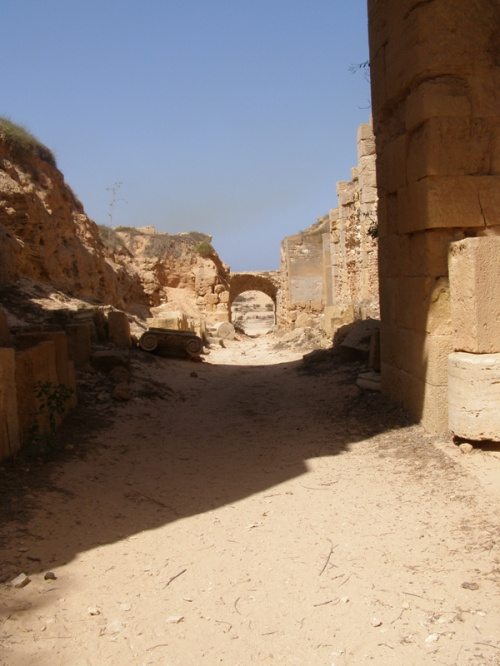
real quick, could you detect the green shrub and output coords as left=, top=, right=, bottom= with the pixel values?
left=195, top=241, right=215, bottom=257
left=27, top=382, right=74, bottom=456
left=0, top=116, right=57, bottom=168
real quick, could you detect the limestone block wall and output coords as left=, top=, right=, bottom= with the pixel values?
left=448, top=237, right=500, bottom=440
left=368, top=0, right=500, bottom=433
left=0, top=346, right=19, bottom=459
left=323, top=122, right=379, bottom=336
left=278, top=219, right=328, bottom=329
left=0, top=320, right=77, bottom=461
left=279, top=120, right=379, bottom=333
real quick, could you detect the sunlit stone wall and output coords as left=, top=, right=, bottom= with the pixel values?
left=368, top=0, right=500, bottom=433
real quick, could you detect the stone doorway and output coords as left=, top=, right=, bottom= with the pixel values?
left=231, top=290, right=275, bottom=336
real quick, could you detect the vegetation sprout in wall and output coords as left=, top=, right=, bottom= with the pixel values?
left=0, top=117, right=57, bottom=168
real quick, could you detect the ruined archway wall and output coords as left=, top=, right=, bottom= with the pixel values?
left=229, top=272, right=279, bottom=305
left=369, top=0, right=500, bottom=432
left=325, top=122, right=379, bottom=335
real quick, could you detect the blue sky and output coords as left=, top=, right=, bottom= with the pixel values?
left=2, top=1, right=370, bottom=271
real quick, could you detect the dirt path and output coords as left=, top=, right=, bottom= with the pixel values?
left=1, top=335, right=500, bottom=665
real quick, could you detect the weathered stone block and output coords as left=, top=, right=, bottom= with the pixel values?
left=206, top=293, right=219, bottom=305
left=0, top=348, right=20, bottom=460
left=91, top=350, right=130, bottom=373
left=147, top=312, right=188, bottom=331
left=107, top=311, right=131, bottom=348
left=381, top=135, right=406, bottom=194
left=357, top=123, right=375, bottom=142
left=66, top=324, right=92, bottom=369
left=448, top=352, right=500, bottom=440
left=407, top=117, right=495, bottom=182
left=0, top=311, right=11, bottom=347
left=380, top=323, right=452, bottom=386
left=449, top=236, right=500, bottom=353
left=381, top=362, right=448, bottom=434
left=378, top=235, right=410, bottom=278
left=398, top=177, right=483, bottom=234
left=469, top=69, right=500, bottom=119
left=358, top=159, right=377, bottom=189
left=405, top=84, right=471, bottom=133
left=397, top=276, right=452, bottom=335
left=15, top=341, right=60, bottom=444
left=212, top=311, right=230, bottom=323
left=338, top=184, right=356, bottom=206
left=15, top=331, right=72, bottom=388
left=360, top=185, right=378, bottom=205
left=405, top=229, right=465, bottom=278
left=376, top=192, right=399, bottom=238
left=378, top=278, right=398, bottom=326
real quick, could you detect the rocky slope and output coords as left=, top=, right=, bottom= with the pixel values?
left=0, top=124, right=230, bottom=328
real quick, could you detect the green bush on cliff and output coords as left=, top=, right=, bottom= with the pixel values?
left=0, top=116, right=57, bottom=168
left=195, top=241, right=215, bottom=257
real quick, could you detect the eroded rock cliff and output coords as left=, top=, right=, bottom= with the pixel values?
left=0, top=124, right=230, bottom=327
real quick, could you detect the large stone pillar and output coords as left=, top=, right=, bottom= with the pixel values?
left=368, top=0, right=500, bottom=433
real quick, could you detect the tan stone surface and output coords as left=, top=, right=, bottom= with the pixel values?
left=369, top=0, right=500, bottom=433
left=381, top=361, right=449, bottom=434
left=449, top=236, right=500, bottom=353
left=0, top=310, right=11, bottom=346
left=65, top=324, right=92, bottom=369
left=0, top=347, right=19, bottom=458
left=0, top=133, right=230, bottom=325
left=380, top=323, right=453, bottom=386
left=107, top=311, right=131, bottom=349
left=449, top=351, right=500, bottom=440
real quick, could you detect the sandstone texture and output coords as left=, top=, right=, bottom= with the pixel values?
left=369, top=0, right=500, bottom=433
left=0, top=131, right=230, bottom=328
left=278, top=121, right=379, bottom=337
left=449, top=351, right=500, bottom=440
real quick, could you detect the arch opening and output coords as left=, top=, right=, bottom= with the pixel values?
left=231, top=290, right=275, bottom=336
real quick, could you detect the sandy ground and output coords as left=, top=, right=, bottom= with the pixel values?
left=1, top=334, right=500, bottom=666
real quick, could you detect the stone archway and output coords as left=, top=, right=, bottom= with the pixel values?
left=229, top=272, right=280, bottom=327
left=229, top=271, right=280, bottom=306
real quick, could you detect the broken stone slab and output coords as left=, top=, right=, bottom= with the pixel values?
left=8, top=573, right=31, bottom=588
left=146, top=311, right=188, bottom=331
left=107, top=311, right=131, bottom=349
left=339, top=318, right=380, bottom=362
left=356, top=371, right=381, bottom=391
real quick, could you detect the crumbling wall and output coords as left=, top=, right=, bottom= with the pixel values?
left=278, top=120, right=379, bottom=333
left=368, top=0, right=500, bottom=433
left=0, top=306, right=137, bottom=461
left=324, top=122, right=379, bottom=336
left=278, top=217, right=328, bottom=329
left=0, top=315, right=78, bottom=461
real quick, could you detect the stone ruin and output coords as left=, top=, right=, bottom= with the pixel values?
left=2, top=0, right=500, bottom=457
left=278, top=121, right=379, bottom=337
left=369, top=0, right=500, bottom=436
left=0, top=307, right=135, bottom=461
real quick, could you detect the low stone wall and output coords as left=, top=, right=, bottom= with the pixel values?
left=0, top=326, right=77, bottom=461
